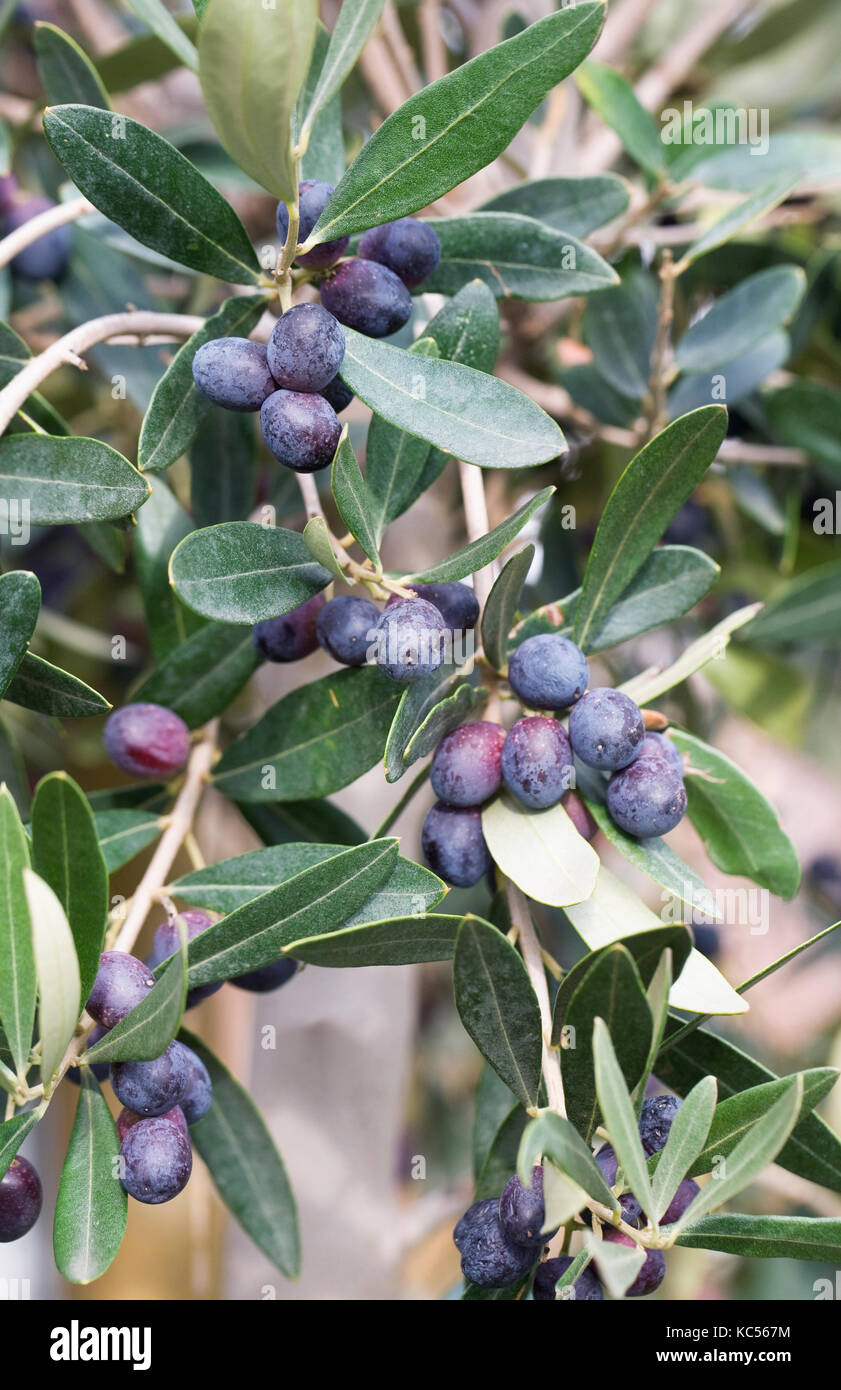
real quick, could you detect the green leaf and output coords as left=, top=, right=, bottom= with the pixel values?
left=135, top=478, right=204, bottom=663
left=296, top=22, right=344, bottom=187
left=677, top=175, right=799, bottom=269
left=383, top=662, right=464, bottom=783
left=744, top=560, right=841, bottom=644
left=34, top=21, right=111, bottom=108
left=682, top=1069, right=838, bottom=1182
left=552, top=926, right=692, bottom=1045
left=139, top=294, right=267, bottom=472
left=304, top=3, right=605, bottom=245
left=651, top=1076, right=717, bottom=1221
left=299, top=0, right=384, bottom=137
left=0, top=570, right=40, bottom=700
left=133, top=621, right=259, bottom=729
left=581, top=794, right=720, bottom=922
left=95, top=15, right=200, bottom=92
left=85, top=933, right=187, bottom=1064
left=0, top=716, right=29, bottom=816
left=43, top=105, right=262, bottom=283
left=517, top=1110, right=617, bottom=1211
left=302, top=515, right=345, bottom=581
left=31, top=773, right=107, bottom=1005
left=4, top=653, right=110, bottom=718
left=473, top=1063, right=518, bottom=1179
left=453, top=915, right=542, bottom=1109
left=656, top=1024, right=841, bottom=1194
left=403, top=682, right=487, bottom=767
left=198, top=0, right=317, bottom=201
left=474, top=1106, right=527, bottom=1201
left=285, top=914, right=464, bottom=968
left=573, top=407, right=728, bottom=649
left=365, top=337, right=440, bottom=540
left=341, top=329, right=564, bottom=469
left=575, top=60, right=667, bottom=177
left=620, top=602, right=761, bottom=706
left=584, top=1228, right=643, bottom=1299
left=125, top=0, right=199, bottom=71
left=52, top=1073, right=126, bottom=1285
left=671, top=730, right=801, bottom=898
left=172, top=841, right=443, bottom=920
left=482, top=546, right=534, bottom=672
left=24, top=867, right=81, bottom=1092
left=564, top=866, right=745, bottom=1017
left=675, top=1213, right=841, bottom=1262
left=0, top=1107, right=42, bottom=1182
left=0, top=787, right=34, bottom=1077
left=424, top=279, right=500, bottom=373
left=673, top=1077, right=802, bottom=1230
left=182, top=1029, right=299, bottom=1277
left=583, top=268, right=658, bottom=400
left=670, top=331, right=789, bottom=420
left=0, top=434, right=150, bottom=524
left=94, top=810, right=163, bottom=873
left=675, top=267, right=805, bottom=373
left=213, top=665, right=401, bottom=802
left=563, top=947, right=652, bottom=1141
left=765, top=380, right=841, bottom=473
left=331, top=429, right=379, bottom=564
left=406, top=487, right=554, bottom=583
left=422, top=213, right=618, bottom=300
left=592, top=1016, right=654, bottom=1218
left=512, top=546, right=720, bottom=656
left=169, top=521, right=332, bottom=625
left=237, top=797, right=365, bottom=849
left=190, top=410, right=257, bottom=528
left=184, top=840, right=398, bottom=987
left=479, top=174, right=629, bottom=239
left=482, top=794, right=599, bottom=908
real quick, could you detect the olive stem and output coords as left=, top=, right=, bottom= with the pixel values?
left=0, top=193, right=93, bottom=269
left=505, top=881, right=566, bottom=1117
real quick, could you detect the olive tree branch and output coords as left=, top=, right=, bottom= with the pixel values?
left=505, top=881, right=566, bottom=1118
left=0, top=194, right=94, bottom=270
left=0, top=310, right=206, bottom=435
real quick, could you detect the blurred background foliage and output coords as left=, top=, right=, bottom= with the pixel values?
left=1, top=0, right=840, bottom=1300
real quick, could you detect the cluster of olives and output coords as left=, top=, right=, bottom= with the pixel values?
left=192, top=179, right=441, bottom=474
left=454, top=1096, right=696, bottom=1297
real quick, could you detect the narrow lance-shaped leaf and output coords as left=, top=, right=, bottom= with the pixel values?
left=575, top=60, right=667, bottom=177
left=424, top=279, right=500, bottom=374
left=592, top=1017, right=655, bottom=1221
left=299, top=0, right=385, bottom=137
left=584, top=1229, right=644, bottom=1300
left=125, top=0, right=199, bottom=72
left=24, top=867, right=81, bottom=1093
left=169, top=521, right=332, bottom=626
left=453, top=915, right=542, bottom=1109
left=198, top=0, right=317, bottom=201
left=403, top=681, right=487, bottom=767
left=4, top=653, right=110, bottom=718
left=573, top=406, right=728, bottom=649
left=85, top=927, right=187, bottom=1064
left=651, top=1075, right=717, bottom=1221
left=31, top=773, right=108, bottom=1005
left=135, top=478, right=204, bottom=664
left=677, top=175, right=799, bottom=270
left=0, top=786, right=35, bottom=1077
left=331, top=429, right=379, bottom=565
left=517, top=1111, right=618, bottom=1212
left=182, top=1029, right=300, bottom=1277
left=133, top=621, right=259, bottom=730
left=341, top=328, right=564, bottom=469
left=0, top=1106, right=44, bottom=1182
left=285, top=914, right=466, bottom=969
left=671, top=729, right=801, bottom=899
left=675, top=1213, right=841, bottom=1263
left=673, top=1076, right=803, bottom=1230
left=422, top=213, right=618, bottom=300
left=0, top=570, right=40, bottom=700
left=680, top=1069, right=838, bottom=1181
left=212, top=665, right=402, bottom=803
left=52, top=1073, right=126, bottom=1285
left=295, top=22, right=344, bottom=187
left=43, top=105, right=262, bottom=284
left=482, top=546, right=534, bottom=672
left=552, top=928, right=692, bottom=1045
left=562, top=945, right=652, bottom=1141
left=479, top=174, right=630, bottom=240
left=34, top=21, right=111, bottom=108
left=383, top=662, right=464, bottom=783
left=675, top=266, right=805, bottom=373
left=582, top=269, right=658, bottom=401
left=365, top=337, right=440, bottom=540
left=304, top=3, right=605, bottom=244
left=406, top=488, right=554, bottom=585
left=744, top=559, right=841, bottom=645
left=581, top=794, right=720, bottom=922
left=482, top=794, right=599, bottom=909
left=0, top=434, right=150, bottom=525
left=139, top=294, right=267, bottom=472
left=619, top=602, right=761, bottom=705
